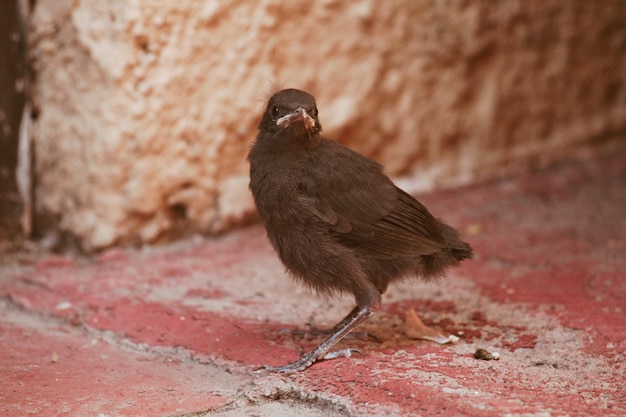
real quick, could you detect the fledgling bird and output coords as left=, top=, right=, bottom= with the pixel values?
left=248, top=88, right=472, bottom=373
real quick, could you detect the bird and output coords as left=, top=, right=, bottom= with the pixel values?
left=247, top=88, right=472, bottom=373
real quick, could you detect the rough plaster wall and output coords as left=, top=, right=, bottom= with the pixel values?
left=30, top=0, right=626, bottom=250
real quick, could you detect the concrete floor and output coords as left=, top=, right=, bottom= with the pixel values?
left=1, top=146, right=625, bottom=416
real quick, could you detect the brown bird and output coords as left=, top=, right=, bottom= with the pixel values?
left=248, top=88, right=472, bottom=373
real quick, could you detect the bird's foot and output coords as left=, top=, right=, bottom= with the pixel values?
left=260, top=347, right=361, bottom=374
left=257, top=304, right=374, bottom=373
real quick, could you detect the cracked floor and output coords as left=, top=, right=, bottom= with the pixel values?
left=1, top=146, right=625, bottom=416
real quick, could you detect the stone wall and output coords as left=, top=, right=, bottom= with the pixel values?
left=29, top=0, right=626, bottom=250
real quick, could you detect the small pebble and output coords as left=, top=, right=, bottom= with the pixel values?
left=474, top=348, right=500, bottom=361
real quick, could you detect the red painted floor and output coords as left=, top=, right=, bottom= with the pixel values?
left=1, top=147, right=625, bottom=416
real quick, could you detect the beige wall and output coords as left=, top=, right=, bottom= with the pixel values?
left=30, top=0, right=626, bottom=250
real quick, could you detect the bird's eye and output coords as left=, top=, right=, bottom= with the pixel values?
left=271, top=106, right=280, bottom=117
left=311, top=107, right=318, bottom=117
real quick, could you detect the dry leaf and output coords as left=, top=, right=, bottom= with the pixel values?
left=404, top=308, right=459, bottom=344
left=465, top=223, right=482, bottom=236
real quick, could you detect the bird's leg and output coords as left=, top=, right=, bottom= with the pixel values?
left=325, top=306, right=381, bottom=342
left=263, top=305, right=374, bottom=373
left=327, top=306, right=362, bottom=332
left=279, top=305, right=380, bottom=342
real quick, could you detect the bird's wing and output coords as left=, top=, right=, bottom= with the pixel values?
left=300, top=142, right=445, bottom=259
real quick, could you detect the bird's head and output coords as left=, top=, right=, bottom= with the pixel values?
left=259, top=89, right=322, bottom=137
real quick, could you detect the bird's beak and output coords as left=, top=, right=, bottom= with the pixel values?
left=276, top=107, right=316, bottom=130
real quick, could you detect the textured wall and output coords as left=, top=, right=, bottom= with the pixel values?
left=29, top=0, right=626, bottom=250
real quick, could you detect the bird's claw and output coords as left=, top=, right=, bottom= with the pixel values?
left=262, top=351, right=318, bottom=374
left=259, top=347, right=362, bottom=374
left=322, top=348, right=361, bottom=360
